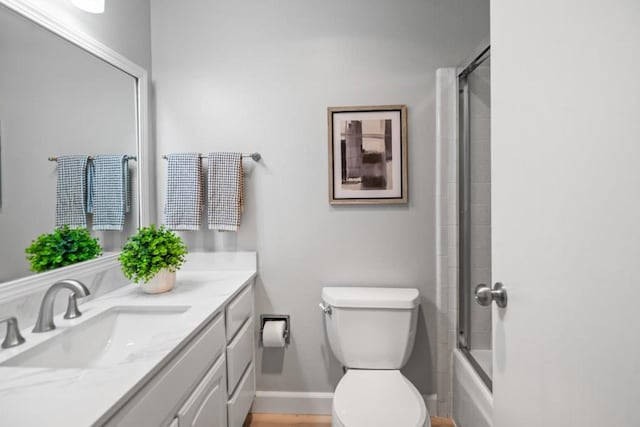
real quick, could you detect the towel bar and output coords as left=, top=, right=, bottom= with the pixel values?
left=48, top=155, right=137, bottom=161
left=162, top=153, right=261, bottom=162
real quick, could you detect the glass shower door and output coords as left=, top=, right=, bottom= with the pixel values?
left=458, top=47, right=492, bottom=389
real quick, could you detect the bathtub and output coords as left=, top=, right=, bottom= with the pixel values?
left=453, top=349, right=492, bottom=427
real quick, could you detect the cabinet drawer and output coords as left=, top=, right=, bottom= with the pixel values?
left=226, top=284, right=252, bottom=342
left=105, top=313, right=226, bottom=427
left=178, top=354, right=227, bottom=427
left=226, top=319, right=253, bottom=394
left=227, top=362, right=255, bottom=427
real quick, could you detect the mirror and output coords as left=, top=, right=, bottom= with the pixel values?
left=0, top=2, right=148, bottom=284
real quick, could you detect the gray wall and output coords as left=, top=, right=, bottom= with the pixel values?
left=150, top=0, right=489, bottom=395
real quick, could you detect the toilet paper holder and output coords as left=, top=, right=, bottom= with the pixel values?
left=260, top=314, right=290, bottom=346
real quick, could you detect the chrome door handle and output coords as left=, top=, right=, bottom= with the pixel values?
left=475, top=282, right=508, bottom=308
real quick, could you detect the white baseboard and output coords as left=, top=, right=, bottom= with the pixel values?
left=252, top=391, right=334, bottom=415
left=251, top=391, right=438, bottom=418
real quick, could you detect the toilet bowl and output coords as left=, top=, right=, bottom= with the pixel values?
left=321, top=287, right=429, bottom=427
left=332, top=370, right=430, bottom=427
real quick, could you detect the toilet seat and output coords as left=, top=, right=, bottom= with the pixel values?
left=333, top=369, right=430, bottom=427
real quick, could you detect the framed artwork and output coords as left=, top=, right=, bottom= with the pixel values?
left=327, top=105, right=407, bottom=205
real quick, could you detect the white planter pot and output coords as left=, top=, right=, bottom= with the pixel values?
left=140, top=269, right=176, bottom=294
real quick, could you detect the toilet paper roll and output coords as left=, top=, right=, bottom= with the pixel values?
left=262, top=320, right=286, bottom=348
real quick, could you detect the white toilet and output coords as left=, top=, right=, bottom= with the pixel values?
left=321, top=287, right=430, bottom=427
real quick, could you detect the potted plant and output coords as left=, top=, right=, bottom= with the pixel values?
left=25, top=225, right=102, bottom=273
left=119, top=225, right=188, bottom=294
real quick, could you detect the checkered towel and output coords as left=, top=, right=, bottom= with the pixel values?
left=55, top=155, right=89, bottom=228
left=87, top=155, right=130, bottom=231
left=207, top=152, right=243, bottom=231
left=164, top=153, right=203, bottom=230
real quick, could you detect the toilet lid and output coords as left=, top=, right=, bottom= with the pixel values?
left=334, top=370, right=428, bottom=427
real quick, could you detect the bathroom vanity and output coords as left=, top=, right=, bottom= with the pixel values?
left=0, top=254, right=257, bottom=427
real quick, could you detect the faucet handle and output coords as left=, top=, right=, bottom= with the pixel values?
left=64, top=294, right=82, bottom=320
left=0, top=317, right=25, bottom=349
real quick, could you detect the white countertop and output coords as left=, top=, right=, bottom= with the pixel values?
left=0, top=267, right=256, bottom=426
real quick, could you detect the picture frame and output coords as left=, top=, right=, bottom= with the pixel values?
left=327, top=105, right=408, bottom=205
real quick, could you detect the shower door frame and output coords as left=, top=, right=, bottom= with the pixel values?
left=457, top=45, right=492, bottom=391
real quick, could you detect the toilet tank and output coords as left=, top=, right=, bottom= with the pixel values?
left=321, top=287, right=420, bottom=369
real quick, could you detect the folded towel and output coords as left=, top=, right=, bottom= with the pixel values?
left=87, top=155, right=130, bottom=231
left=55, top=155, right=89, bottom=228
left=164, top=153, right=203, bottom=230
left=207, top=152, right=243, bottom=231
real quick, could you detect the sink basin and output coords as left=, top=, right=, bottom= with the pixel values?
left=2, top=306, right=189, bottom=369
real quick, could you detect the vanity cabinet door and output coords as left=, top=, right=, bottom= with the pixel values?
left=226, top=285, right=253, bottom=342
left=104, top=313, right=226, bottom=427
left=178, top=354, right=227, bottom=427
left=226, top=319, right=253, bottom=395
left=227, top=362, right=255, bottom=427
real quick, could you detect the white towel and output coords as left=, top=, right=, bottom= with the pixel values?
left=87, top=155, right=130, bottom=231
left=55, top=155, right=89, bottom=228
left=207, top=152, right=243, bottom=231
left=164, top=153, right=203, bottom=230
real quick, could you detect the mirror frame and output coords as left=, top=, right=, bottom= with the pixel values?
left=0, top=0, right=150, bottom=295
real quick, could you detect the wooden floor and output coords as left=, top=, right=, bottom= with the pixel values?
left=244, top=413, right=454, bottom=427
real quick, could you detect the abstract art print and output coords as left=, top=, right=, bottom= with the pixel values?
left=328, top=105, right=407, bottom=204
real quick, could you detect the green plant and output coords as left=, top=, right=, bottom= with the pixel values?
left=119, top=225, right=188, bottom=284
left=25, top=225, right=102, bottom=273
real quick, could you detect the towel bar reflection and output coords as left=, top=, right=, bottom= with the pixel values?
left=48, top=155, right=137, bottom=161
left=162, top=153, right=261, bottom=162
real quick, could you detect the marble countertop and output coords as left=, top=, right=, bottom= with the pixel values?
left=0, top=266, right=256, bottom=426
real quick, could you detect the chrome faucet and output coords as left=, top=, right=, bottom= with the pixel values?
left=33, top=279, right=90, bottom=333
left=0, top=317, right=25, bottom=348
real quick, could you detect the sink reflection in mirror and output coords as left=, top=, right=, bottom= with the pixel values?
left=1, top=306, right=189, bottom=369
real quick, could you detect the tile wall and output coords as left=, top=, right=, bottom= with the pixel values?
left=435, top=68, right=458, bottom=417
left=467, top=62, right=492, bottom=351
